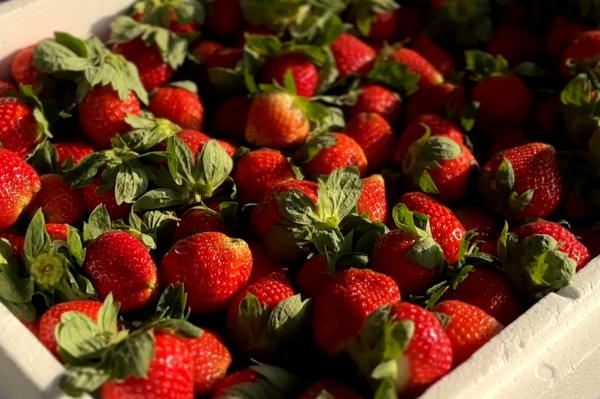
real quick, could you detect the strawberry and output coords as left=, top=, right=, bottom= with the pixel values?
left=192, top=40, right=223, bottom=63
left=296, top=255, right=334, bottom=299
left=204, top=47, right=243, bottom=70
left=453, top=205, right=500, bottom=251
left=412, top=35, right=455, bottom=78
left=405, top=83, right=466, bottom=123
left=261, top=53, right=318, bottom=98
left=180, top=329, right=232, bottom=395
left=546, top=15, right=589, bottom=59
left=0, top=80, right=16, bottom=96
left=297, top=133, right=368, bottom=177
left=432, top=300, right=503, bottom=366
left=389, top=47, right=444, bottom=88
left=0, top=232, right=25, bottom=256
left=248, top=242, right=285, bottom=284
left=348, top=302, right=452, bottom=398
left=298, top=379, right=363, bottom=399
left=345, top=113, right=396, bottom=172
left=27, top=174, right=85, bottom=225
left=312, top=268, right=401, bottom=355
left=357, top=174, right=389, bottom=224
left=162, top=232, right=252, bottom=315
left=20, top=317, right=39, bottom=336
left=487, top=126, right=531, bottom=157
left=53, top=141, right=95, bottom=166
left=38, top=300, right=103, bottom=358
left=561, top=30, right=600, bottom=77
left=212, top=368, right=260, bottom=398
left=330, top=33, right=376, bottom=79
left=534, top=94, right=561, bottom=138
left=574, top=227, right=600, bottom=259
left=486, top=25, right=542, bottom=66
left=398, top=192, right=466, bottom=265
left=234, top=149, right=296, bottom=204
left=441, top=267, right=523, bottom=326
left=395, top=115, right=477, bottom=204
left=0, top=148, right=41, bottom=230
left=558, top=191, right=597, bottom=222
left=11, top=44, right=45, bottom=90
left=345, top=83, right=402, bottom=125
left=365, top=11, right=399, bottom=43
left=156, top=129, right=237, bottom=157
left=173, top=207, right=230, bottom=243
left=205, top=0, right=244, bottom=37
left=149, top=85, right=204, bottom=131
left=82, top=176, right=131, bottom=221
left=479, top=142, right=562, bottom=221
left=85, top=229, right=159, bottom=312
left=396, top=5, right=427, bottom=42
left=210, top=95, right=251, bottom=141
left=46, top=223, right=69, bottom=241
left=132, top=0, right=204, bottom=34
left=212, top=364, right=301, bottom=398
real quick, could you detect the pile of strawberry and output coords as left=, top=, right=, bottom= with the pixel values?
left=2, top=0, right=600, bottom=397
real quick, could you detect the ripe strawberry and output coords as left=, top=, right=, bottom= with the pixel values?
left=405, top=83, right=466, bottom=123
left=412, top=35, right=454, bottom=78
left=486, top=25, right=542, bottom=66
left=300, top=133, right=368, bottom=177
left=261, top=53, right=318, bottom=98
left=20, top=317, right=39, bottom=336
left=212, top=368, right=261, bottom=398
left=205, top=0, right=244, bottom=37
left=345, top=113, right=396, bottom=172
left=46, top=223, right=69, bottom=241
left=180, top=329, right=232, bottom=395
left=82, top=176, right=131, bottom=221
left=0, top=148, right=41, bottom=230
left=162, top=232, right=252, bottom=315
left=156, top=130, right=237, bottom=157
left=79, top=85, right=141, bottom=149
left=11, top=44, right=44, bottom=89
left=0, top=80, right=16, bottom=96
left=312, top=268, right=401, bottom=355
left=112, top=38, right=174, bottom=91
left=398, top=192, right=466, bottom=265
left=0, top=232, right=25, bottom=256
left=344, top=83, right=401, bottom=125
left=471, top=74, right=532, bottom=126
left=574, top=227, right=600, bottom=259
left=390, top=47, right=444, bottom=88
left=173, top=208, right=229, bottom=243
left=479, top=142, right=562, bottom=221
left=330, top=33, right=376, bottom=79
left=27, top=174, right=86, bottom=225
left=38, top=300, right=103, bottom=358
left=432, top=300, right=503, bottom=367
left=0, top=96, right=44, bottom=158
left=192, top=40, right=223, bottom=62
left=396, top=5, right=427, bottom=41
left=296, top=255, right=334, bottom=299
left=487, top=126, right=531, bottom=157
left=204, top=47, right=243, bottom=70
left=101, top=333, right=194, bottom=399
left=210, top=95, right=251, bottom=141
left=248, top=242, right=285, bottom=284
left=561, top=30, right=600, bottom=77
left=357, top=174, right=389, bottom=224
left=234, top=149, right=296, bottom=204
left=85, top=230, right=159, bottom=312
left=53, top=141, right=95, bottom=166
left=149, top=86, right=204, bottom=131
left=453, top=206, right=500, bottom=251
left=298, top=379, right=362, bottom=399
left=547, top=15, right=590, bottom=59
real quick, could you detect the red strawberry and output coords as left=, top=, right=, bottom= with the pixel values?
left=53, top=141, right=95, bottom=166
left=357, top=174, right=389, bottom=224
left=11, top=44, right=44, bottom=89
left=298, top=379, right=363, bottom=399
left=204, top=47, right=243, bottom=70
left=453, top=206, right=500, bottom=251
left=192, top=40, right=223, bottom=63
left=296, top=255, right=334, bottom=299
left=112, top=38, right=174, bottom=91
left=20, top=317, right=39, bottom=336
left=366, top=10, right=399, bottom=43
left=412, top=35, right=455, bottom=78
left=79, top=85, right=141, bottom=149
left=486, top=25, right=542, bottom=66
left=390, top=47, right=444, bottom=88
left=405, top=83, right=466, bottom=123
left=234, top=149, right=296, bottom=204
left=46, top=223, right=69, bottom=241
left=312, top=268, right=401, bottom=355
left=27, top=174, right=86, bottom=225
left=432, top=300, right=503, bottom=366
left=149, top=86, right=204, bottom=131
left=547, top=15, right=590, bottom=59
left=301, top=133, right=368, bottom=177
left=261, top=53, right=318, bottom=98
left=101, top=333, right=194, bottom=399
left=205, top=0, right=244, bottom=37
left=479, top=142, right=562, bottom=221
left=0, top=148, right=41, bottom=230
left=212, top=368, right=260, bottom=398
left=156, top=130, right=236, bottom=157
left=0, top=232, right=25, bottom=256
left=395, top=114, right=465, bottom=157
left=0, top=96, right=44, bottom=158
left=173, top=208, right=230, bottom=243
left=345, top=83, right=401, bottom=125
left=0, top=80, right=16, bottom=96
left=330, top=33, right=376, bottom=79
left=345, top=113, right=396, bottom=172
left=561, top=30, right=600, bottom=77
left=471, top=74, right=532, bottom=126
left=574, top=227, right=600, bottom=259
left=38, top=300, right=103, bottom=358
left=162, top=232, right=252, bottom=315
left=398, top=192, right=466, bottom=265
left=534, top=94, right=561, bottom=138
left=396, top=5, right=427, bottom=42
left=558, top=191, right=596, bottom=222
left=248, top=242, right=285, bottom=284
left=210, top=95, right=251, bottom=141
left=134, top=8, right=200, bottom=34
left=82, top=176, right=131, bottom=221
left=85, top=230, right=159, bottom=312
left=180, top=329, right=232, bottom=396
left=487, top=126, right=531, bottom=157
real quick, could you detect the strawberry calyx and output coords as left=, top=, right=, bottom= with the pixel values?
left=426, top=0, right=492, bottom=46
left=132, top=0, right=205, bottom=31
left=293, top=133, right=338, bottom=166
left=0, top=238, right=37, bottom=323
left=289, top=2, right=344, bottom=46
left=464, top=50, right=544, bottom=81
left=219, top=363, right=302, bottom=398
left=120, top=112, right=181, bottom=152
left=241, top=0, right=305, bottom=33
left=349, top=0, right=399, bottom=38
left=367, top=50, right=420, bottom=96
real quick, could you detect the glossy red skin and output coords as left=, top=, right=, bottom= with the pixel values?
left=0, top=97, right=41, bottom=158
left=298, top=379, right=363, bottom=399
left=471, top=74, right=532, bottom=126
left=205, top=0, right=243, bottom=37
left=399, top=192, right=466, bottom=265
left=248, top=242, right=285, bottom=284
left=27, top=174, right=85, bottom=225
left=296, top=255, right=334, bottom=299
left=101, top=334, right=194, bottom=399
left=405, top=83, right=466, bottom=123
left=46, top=223, right=68, bottom=241
left=82, top=176, right=131, bottom=221
left=452, top=206, right=500, bottom=241
left=173, top=209, right=229, bottom=243
left=547, top=15, right=590, bottom=59
left=79, top=86, right=141, bottom=149
left=487, top=126, right=531, bottom=157
left=38, top=300, right=102, bottom=358
left=396, top=5, right=427, bottom=41
left=0, top=80, right=17, bottom=97
left=480, top=143, right=562, bottom=221
left=193, top=40, right=223, bottom=63
left=412, top=35, right=454, bottom=78
left=211, top=368, right=260, bottom=398
left=180, top=329, right=232, bottom=395
left=251, top=180, right=318, bottom=239
left=486, top=25, right=542, bottom=66
left=204, top=47, right=243, bottom=69
left=367, top=10, right=398, bottom=43
left=261, top=53, right=318, bottom=98
left=0, top=148, right=41, bottom=230
left=357, top=174, right=389, bottom=224
left=304, top=133, right=368, bottom=177
left=112, top=39, right=173, bottom=91
left=162, top=232, right=252, bottom=315
left=534, top=94, right=561, bottom=137
left=561, top=30, right=600, bottom=77
left=390, top=47, right=443, bottom=88
left=346, top=113, right=396, bottom=172
left=395, top=114, right=465, bottom=161
left=53, top=141, right=95, bottom=166
left=11, top=44, right=43, bottom=89
left=441, top=267, right=523, bottom=326
left=149, top=87, right=204, bottom=131
left=388, top=302, right=452, bottom=398
left=432, top=300, right=503, bottom=367
left=574, top=227, right=600, bottom=259
left=20, top=317, right=39, bottom=336
left=234, top=149, right=296, bottom=204
left=345, top=84, right=401, bottom=125
left=313, top=268, right=401, bottom=356
left=0, top=232, right=25, bottom=256
left=210, top=95, right=251, bottom=141
left=515, top=221, right=591, bottom=271
left=156, top=130, right=236, bottom=158
left=84, top=230, right=159, bottom=312
left=330, top=34, right=376, bottom=79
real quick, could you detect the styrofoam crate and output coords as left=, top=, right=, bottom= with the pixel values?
left=1, top=1, right=599, bottom=398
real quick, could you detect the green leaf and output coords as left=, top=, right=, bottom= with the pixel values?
left=406, top=236, right=446, bottom=269
left=251, top=362, right=302, bottom=395
left=562, top=74, right=593, bottom=106
left=155, top=284, right=188, bottom=320
left=133, top=188, right=185, bottom=212
left=60, top=366, right=109, bottom=397
left=293, top=133, right=337, bottom=164
left=66, top=227, right=85, bottom=266
left=56, top=312, right=105, bottom=361
left=168, top=80, right=198, bottom=93
left=0, top=270, right=34, bottom=304
left=133, top=0, right=205, bottom=27
left=27, top=140, right=58, bottom=175
left=464, top=50, right=509, bottom=79
left=194, top=140, right=234, bottom=198
left=234, top=292, right=271, bottom=345
left=507, top=189, right=534, bottom=215
left=62, top=152, right=109, bottom=188
left=512, top=62, right=545, bottom=77
left=267, top=294, right=311, bottom=341
left=276, top=190, right=319, bottom=225
left=371, top=359, right=397, bottom=380
left=460, top=101, right=480, bottom=132
left=97, top=294, right=120, bottom=335
left=373, top=377, right=398, bottom=399
left=110, top=331, right=155, bottom=380
left=24, top=209, right=48, bottom=258
left=167, top=135, right=194, bottom=185
left=121, top=114, right=180, bottom=153
left=317, top=167, right=364, bottom=225
left=83, top=205, right=112, bottom=242
left=367, top=60, right=420, bottom=96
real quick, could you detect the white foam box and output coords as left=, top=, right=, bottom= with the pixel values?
left=1, top=1, right=600, bottom=398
